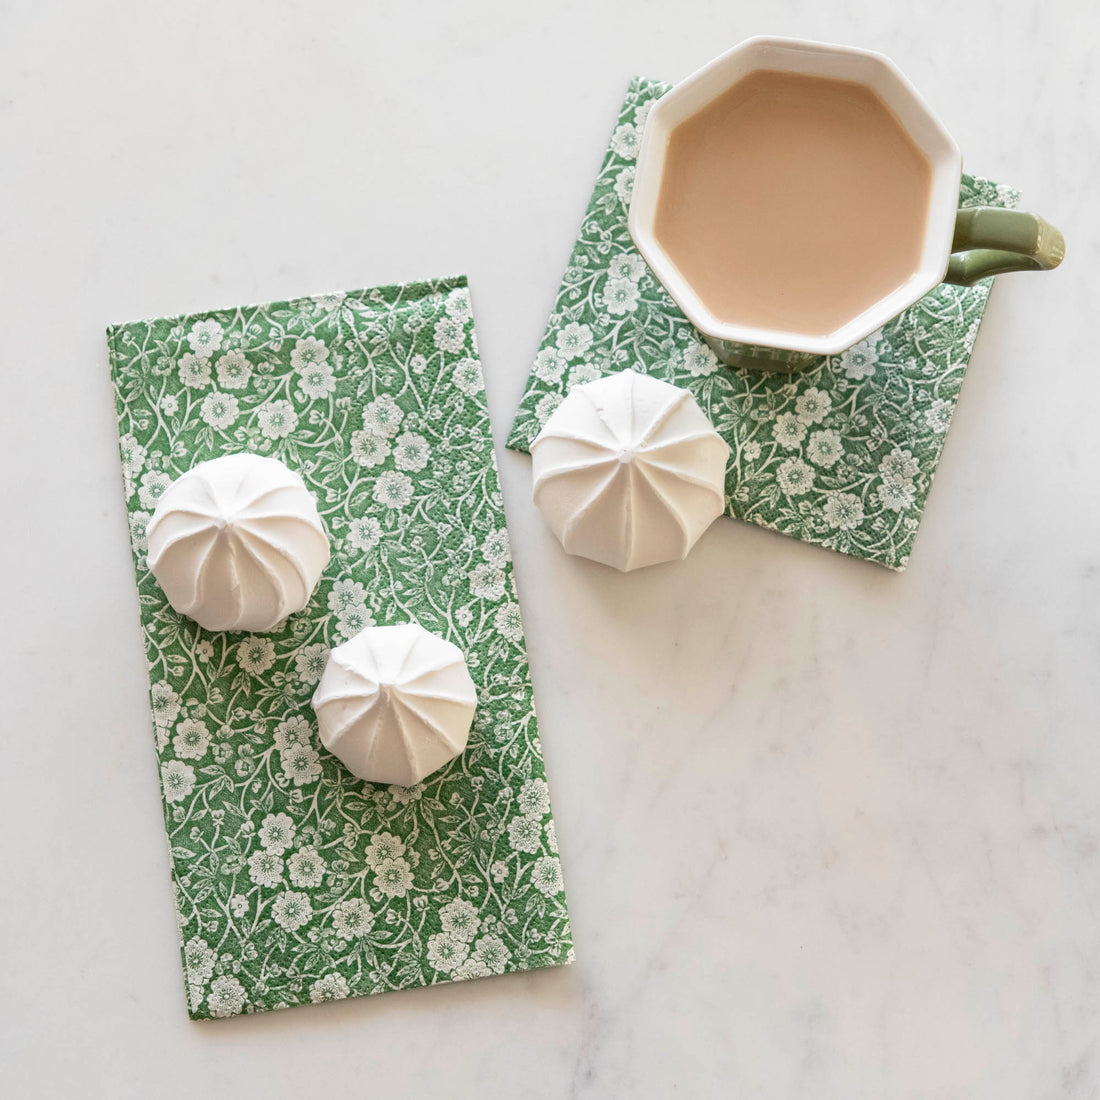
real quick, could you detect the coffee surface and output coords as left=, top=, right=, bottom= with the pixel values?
left=653, top=69, right=932, bottom=338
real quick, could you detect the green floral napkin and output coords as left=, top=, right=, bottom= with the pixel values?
left=508, top=78, right=1019, bottom=570
left=108, top=276, right=572, bottom=1019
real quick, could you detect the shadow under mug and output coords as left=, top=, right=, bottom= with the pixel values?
left=628, top=37, right=1066, bottom=373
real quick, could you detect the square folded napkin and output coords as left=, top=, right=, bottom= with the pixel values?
left=508, top=78, right=1019, bottom=570
left=108, top=276, right=572, bottom=1019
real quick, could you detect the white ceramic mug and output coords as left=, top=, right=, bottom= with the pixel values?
left=628, top=36, right=1065, bottom=372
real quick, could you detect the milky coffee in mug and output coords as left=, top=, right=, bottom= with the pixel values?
left=653, top=68, right=933, bottom=338
left=629, top=38, right=1065, bottom=372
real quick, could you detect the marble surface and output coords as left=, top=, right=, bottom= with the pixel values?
left=1, top=1, right=1097, bottom=1096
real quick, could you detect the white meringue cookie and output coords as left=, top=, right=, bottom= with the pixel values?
left=531, top=369, right=729, bottom=572
left=147, top=453, right=330, bottom=632
left=312, top=623, right=477, bottom=787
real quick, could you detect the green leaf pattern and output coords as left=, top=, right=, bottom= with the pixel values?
left=507, top=78, right=1019, bottom=570
left=108, top=276, right=572, bottom=1019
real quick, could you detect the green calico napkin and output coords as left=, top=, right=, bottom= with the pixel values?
left=108, top=276, right=572, bottom=1019
left=508, top=78, right=1020, bottom=570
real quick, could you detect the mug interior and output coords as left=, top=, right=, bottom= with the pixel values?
left=629, top=37, right=963, bottom=356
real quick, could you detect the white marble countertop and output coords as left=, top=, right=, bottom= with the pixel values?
left=2, top=1, right=1097, bottom=1096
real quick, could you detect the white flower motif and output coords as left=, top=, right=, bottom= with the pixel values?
left=533, top=347, right=566, bottom=384
left=247, top=849, right=284, bottom=888
left=259, top=812, right=296, bottom=853
left=567, top=363, right=601, bottom=391
left=743, top=440, right=762, bottom=462
left=517, top=778, right=551, bottom=817
left=682, top=341, right=718, bottom=377
left=161, top=759, right=196, bottom=803
left=601, top=276, right=641, bottom=315
left=364, top=832, right=406, bottom=870
left=555, top=322, right=594, bottom=361
left=535, top=392, right=562, bottom=425
left=453, top=956, right=491, bottom=981
left=309, top=973, right=350, bottom=1002
left=297, top=362, right=336, bottom=400
left=160, top=394, right=179, bottom=416
left=468, top=564, right=505, bottom=601
left=772, top=413, right=806, bottom=449
left=273, top=714, right=313, bottom=751
left=446, top=287, right=472, bottom=322
left=795, top=387, right=831, bottom=425
left=879, top=447, right=920, bottom=485
left=481, top=528, right=511, bottom=566
left=215, top=350, right=252, bottom=389
left=822, top=492, right=865, bottom=530
left=410, top=353, right=428, bottom=375
left=508, top=814, right=541, bottom=853
left=608, top=253, right=646, bottom=282
left=439, top=898, right=480, bottom=942
left=609, top=122, right=639, bottom=160
left=373, top=470, right=414, bottom=510
left=293, top=643, right=329, bottom=685
left=290, top=337, right=329, bottom=372
left=349, top=430, right=390, bottom=467
left=280, top=743, right=322, bottom=786
left=173, top=718, right=210, bottom=760
left=776, top=457, right=815, bottom=496
left=138, top=469, right=172, bottom=510
left=207, top=975, right=246, bottom=1018
left=453, top=357, right=484, bottom=396
left=494, top=601, right=523, bottom=642
left=237, top=636, right=276, bottom=676
left=287, top=845, right=326, bottom=888
left=150, top=680, right=181, bottom=728
left=335, top=605, right=374, bottom=640
left=312, top=290, right=346, bottom=312
left=530, top=855, right=564, bottom=897
left=271, top=890, right=313, bottom=931
left=187, top=319, right=224, bottom=359
left=613, top=166, right=636, bottom=205
left=331, top=896, right=373, bottom=938
left=806, top=429, right=843, bottom=468
left=200, top=390, right=240, bottom=431
left=362, top=394, right=403, bottom=439
left=924, top=398, right=952, bottom=434
left=257, top=399, right=298, bottom=439
left=472, top=934, right=511, bottom=975
left=374, top=856, right=414, bottom=897
left=876, top=479, right=916, bottom=512
left=129, top=510, right=150, bottom=553
left=388, top=782, right=423, bottom=804
left=545, top=819, right=558, bottom=854
left=426, top=931, right=469, bottom=973
left=392, top=431, right=430, bottom=472
left=346, top=515, right=383, bottom=553
left=184, top=936, right=215, bottom=986
left=841, top=339, right=881, bottom=380
left=178, top=353, right=211, bottom=388
left=433, top=315, right=467, bottom=354
left=119, top=433, right=146, bottom=479
left=329, top=578, right=367, bottom=615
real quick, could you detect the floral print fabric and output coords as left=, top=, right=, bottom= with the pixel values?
left=108, top=276, right=571, bottom=1019
left=507, top=78, right=1019, bottom=570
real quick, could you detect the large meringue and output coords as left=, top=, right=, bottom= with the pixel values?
left=147, top=453, right=330, bottom=632
left=531, top=369, right=729, bottom=572
left=312, top=623, right=477, bottom=787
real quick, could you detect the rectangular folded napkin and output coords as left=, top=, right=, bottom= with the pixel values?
left=108, top=276, right=572, bottom=1019
left=508, top=78, right=1019, bottom=570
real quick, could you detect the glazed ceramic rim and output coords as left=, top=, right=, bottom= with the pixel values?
left=628, top=36, right=964, bottom=357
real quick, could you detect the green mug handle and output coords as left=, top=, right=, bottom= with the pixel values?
left=944, top=206, right=1066, bottom=286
